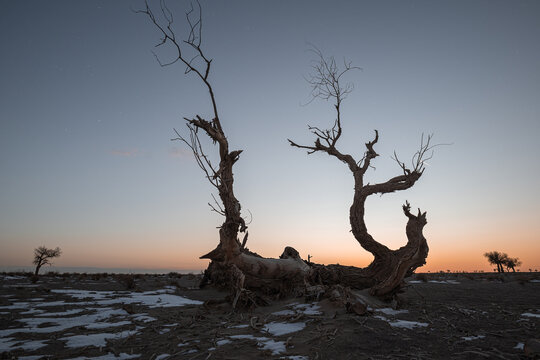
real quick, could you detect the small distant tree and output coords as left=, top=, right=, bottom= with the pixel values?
left=33, top=246, right=61, bottom=276
left=502, top=257, right=522, bottom=272
left=484, top=251, right=521, bottom=273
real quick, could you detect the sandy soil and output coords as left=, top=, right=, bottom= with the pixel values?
left=1, top=272, right=539, bottom=359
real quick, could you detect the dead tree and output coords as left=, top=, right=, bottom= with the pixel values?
left=289, top=49, right=434, bottom=297
left=33, top=246, right=61, bottom=276
left=139, top=1, right=309, bottom=301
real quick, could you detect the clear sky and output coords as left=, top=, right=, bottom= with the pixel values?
left=1, top=0, right=539, bottom=273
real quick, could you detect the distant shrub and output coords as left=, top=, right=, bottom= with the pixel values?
left=168, top=272, right=182, bottom=278
left=119, top=274, right=136, bottom=290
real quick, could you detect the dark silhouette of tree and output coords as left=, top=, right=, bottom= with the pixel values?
left=139, top=0, right=310, bottom=306
left=140, top=2, right=443, bottom=302
left=502, top=256, right=522, bottom=272
left=484, top=251, right=508, bottom=273
left=289, top=48, right=438, bottom=297
left=33, top=246, right=61, bottom=276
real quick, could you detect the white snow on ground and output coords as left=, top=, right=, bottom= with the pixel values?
left=0, top=338, right=48, bottom=352
left=155, top=354, right=170, bottom=360
left=216, top=339, right=232, bottom=346
left=428, top=280, right=460, bottom=284
left=0, top=307, right=129, bottom=336
left=229, top=334, right=286, bottom=355
left=67, top=352, right=140, bottom=360
left=86, top=321, right=133, bottom=329
left=262, top=322, right=306, bottom=336
left=407, top=280, right=423, bottom=284
left=283, top=356, right=309, bottom=360
left=0, top=302, right=33, bottom=309
left=1, top=275, right=26, bottom=280
left=292, top=303, right=322, bottom=315
left=131, top=314, right=157, bottom=322
left=61, top=330, right=137, bottom=348
left=388, top=319, right=429, bottom=329
left=52, top=289, right=117, bottom=300
left=272, top=309, right=296, bottom=316
left=374, top=315, right=428, bottom=329
left=19, top=356, right=49, bottom=360
left=514, top=342, right=524, bottom=350
left=521, top=312, right=540, bottom=318
left=20, top=308, right=46, bottom=315
left=530, top=280, right=540, bottom=283
left=462, top=335, right=485, bottom=341
left=229, top=324, right=249, bottom=328
left=51, top=289, right=203, bottom=307
left=376, top=308, right=409, bottom=315
left=272, top=302, right=321, bottom=316
left=36, top=309, right=84, bottom=317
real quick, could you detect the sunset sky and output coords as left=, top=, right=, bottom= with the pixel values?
left=1, top=0, right=539, bottom=273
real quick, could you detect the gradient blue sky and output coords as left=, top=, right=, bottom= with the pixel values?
left=1, top=0, right=539, bottom=272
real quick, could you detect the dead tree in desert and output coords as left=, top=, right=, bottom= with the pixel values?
left=33, top=246, right=61, bottom=276
left=139, top=1, right=310, bottom=304
left=289, top=49, right=434, bottom=297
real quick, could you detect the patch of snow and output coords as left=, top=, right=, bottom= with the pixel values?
left=229, top=335, right=286, bottom=355
left=216, top=339, right=231, bottom=346
left=36, top=309, right=84, bottom=317
left=230, top=334, right=258, bottom=340
left=178, top=342, right=189, bottom=347
left=155, top=355, right=170, bottom=360
left=374, top=315, right=428, bottom=329
left=229, top=324, right=249, bottom=328
left=376, top=308, right=409, bottom=315
left=262, top=322, right=306, bottom=336
left=259, top=338, right=287, bottom=355
left=462, top=335, right=485, bottom=341
left=0, top=302, right=32, bottom=310
left=0, top=307, right=129, bottom=335
left=428, top=280, right=460, bottom=284
left=123, top=292, right=203, bottom=307
left=86, top=321, right=132, bottom=329
left=292, top=303, right=321, bottom=315
left=20, top=308, right=46, bottom=315
left=389, top=319, right=429, bottom=329
left=407, top=280, right=423, bottom=284
left=283, top=356, right=309, bottom=360
left=52, top=289, right=117, bottom=300
left=19, top=356, right=49, bottom=360
left=61, top=330, right=137, bottom=348
left=514, top=342, right=524, bottom=350
left=67, top=352, right=140, bottom=360
left=530, top=280, right=540, bottom=283
left=521, top=312, right=540, bottom=318
left=131, top=314, right=157, bottom=322
left=272, top=309, right=296, bottom=316
left=1, top=275, right=26, bottom=280
left=50, top=289, right=202, bottom=308
left=0, top=338, right=47, bottom=352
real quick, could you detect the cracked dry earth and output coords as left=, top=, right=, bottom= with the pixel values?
left=1, top=273, right=539, bottom=359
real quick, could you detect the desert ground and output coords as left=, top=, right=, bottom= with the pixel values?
left=1, top=272, right=539, bottom=359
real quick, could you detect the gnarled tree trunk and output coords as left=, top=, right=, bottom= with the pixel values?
left=289, top=48, right=436, bottom=298
left=142, top=3, right=434, bottom=303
